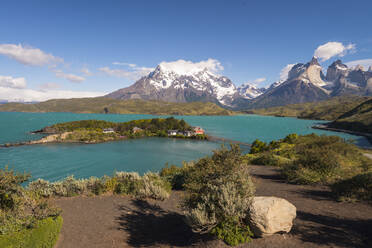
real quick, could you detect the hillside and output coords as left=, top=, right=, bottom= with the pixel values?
left=328, top=98, right=372, bottom=134
left=247, top=96, right=371, bottom=121
left=0, top=97, right=234, bottom=116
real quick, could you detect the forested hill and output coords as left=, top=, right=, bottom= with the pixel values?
left=0, top=98, right=234, bottom=116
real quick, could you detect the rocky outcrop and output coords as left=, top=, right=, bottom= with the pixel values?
left=326, top=60, right=348, bottom=82
left=29, top=132, right=72, bottom=144
left=248, top=196, right=296, bottom=237
left=247, top=57, right=330, bottom=109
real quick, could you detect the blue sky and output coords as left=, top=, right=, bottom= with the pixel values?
left=0, top=0, right=372, bottom=101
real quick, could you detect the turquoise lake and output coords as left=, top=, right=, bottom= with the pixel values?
left=0, top=112, right=370, bottom=182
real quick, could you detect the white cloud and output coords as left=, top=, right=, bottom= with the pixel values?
left=0, top=43, right=63, bottom=66
left=0, top=75, right=27, bottom=89
left=159, top=58, right=224, bottom=75
left=39, top=82, right=61, bottom=90
left=314, top=42, right=355, bottom=62
left=99, top=65, right=154, bottom=81
left=242, top=77, right=266, bottom=87
left=253, top=77, right=266, bottom=84
left=0, top=87, right=106, bottom=102
left=280, top=64, right=295, bottom=81
left=53, top=69, right=85, bottom=83
left=81, top=67, right=93, bottom=76
left=113, top=62, right=137, bottom=68
left=345, top=59, right=372, bottom=70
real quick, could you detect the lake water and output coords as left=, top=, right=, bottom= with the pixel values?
left=0, top=112, right=369, bottom=181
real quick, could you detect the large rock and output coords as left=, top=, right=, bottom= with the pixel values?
left=248, top=196, right=296, bottom=237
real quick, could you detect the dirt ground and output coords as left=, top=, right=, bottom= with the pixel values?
left=54, top=165, right=372, bottom=248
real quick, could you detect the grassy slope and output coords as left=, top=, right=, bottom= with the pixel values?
left=328, top=98, right=372, bottom=134
left=0, top=97, right=233, bottom=116
left=247, top=96, right=371, bottom=121
left=0, top=216, right=63, bottom=248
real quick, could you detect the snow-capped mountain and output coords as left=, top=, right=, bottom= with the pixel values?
left=330, top=60, right=372, bottom=96
left=237, top=83, right=266, bottom=99
left=106, top=58, right=372, bottom=110
left=247, top=57, right=332, bottom=109
left=247, top=57, right=372, bottom=109
left=106, top=63, right=241, bottom=106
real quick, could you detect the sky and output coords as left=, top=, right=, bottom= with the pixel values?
left=1, top=0, right=372, bottom=101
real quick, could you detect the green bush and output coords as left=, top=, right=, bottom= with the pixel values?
left=137, top=172, right=172, bottom=200
left=0, top=167, right=30, bottom=211
left=113, top=171, right=171, bottom=200
left=282, top=148, right=341, bottom=184
left=211, top=217, right=253, bottom=246
left=183, top=145, right=255, bottom=245
left=160, top=163, right=192, bottom=190
left=0, top=216, right=62, bottom=248
left=0, top=167, right=61, bottom=236
left=114, top=172, right=142, bottom=195
left=282, top=133, right=298, bottom=144
left=250, top=139, right=268, bottom=154
left=250, top=152, right=291, bottom=167
left=331, top=172, right=372, bottom=202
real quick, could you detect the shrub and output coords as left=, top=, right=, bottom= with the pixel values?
left=104, top=177, right=117, bottom=192
left=0, top=167, right=30, bottom=211
left=113, top=171, right=171, bottom=200
left=60, top=176, right=87, bottom=197
left=85, top=177, right=105, bottom=195
left=282, top=133, right=298, bottom=144
left=183, top=145, right=255, bottom=245
left=331, top=172, right=372, bottom=202
left=250, top=139, right=268, bottom=154
left=160, top=162, right=192, bottom=190
left=211, top=217, right=253, bottom=246
left=28, top=179, right=54, bottom=198
left=114, top=172, right=142, bottom=195
left=282, top=150, right=341, bottom=185
left=0, top=216, right=62, bottom=248
left=137, top=172, right=171, bottom=200
left=250, top=152, right=291, bottom=167
left=0, top=167, right=61, bottom=240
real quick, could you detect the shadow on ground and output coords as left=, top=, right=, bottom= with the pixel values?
left=116, top=199, right=214, bottom=247
left=294, top=211, right=372, bottom=248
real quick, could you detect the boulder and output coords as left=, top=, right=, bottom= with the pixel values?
left=248, top=196, right=296, bottom=237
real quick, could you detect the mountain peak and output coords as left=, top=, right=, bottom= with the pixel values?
left=309, top=56, right=320, bottom=66
left=353, top=64, right=365, bottom=71
left=237, top=82, right=265, bottom=99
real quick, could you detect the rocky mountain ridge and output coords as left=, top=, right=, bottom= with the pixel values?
left=106, top=58, right=372, bottom=109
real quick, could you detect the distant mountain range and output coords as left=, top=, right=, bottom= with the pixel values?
left=106, top=57, right=372, bottom=109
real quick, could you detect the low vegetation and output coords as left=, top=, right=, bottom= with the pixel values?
left=247, top=96, right=371, bottom=120
left=0, top=216, right=63, bottom=248
left=244, top=133, right=372, bottom=203
left=0, top=167, right=62, bottom=248
left=28, top=172, right=171, bottom=201
left=161, top=145, right=256, bottom=246
left=0, top=97, right=234, bottom=115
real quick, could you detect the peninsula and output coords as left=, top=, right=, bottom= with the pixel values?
left=1, top=117, right=207, bottom=147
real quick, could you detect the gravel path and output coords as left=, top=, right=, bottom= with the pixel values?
left=54, top=165, right=372, bottom=248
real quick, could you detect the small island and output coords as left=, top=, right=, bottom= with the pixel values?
left=1, top=117, right=207, bottom=147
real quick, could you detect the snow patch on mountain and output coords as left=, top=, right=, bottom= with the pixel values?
left=237, top=83, right=265, bottom=99
left=158, top=59, right=223, bottom=76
